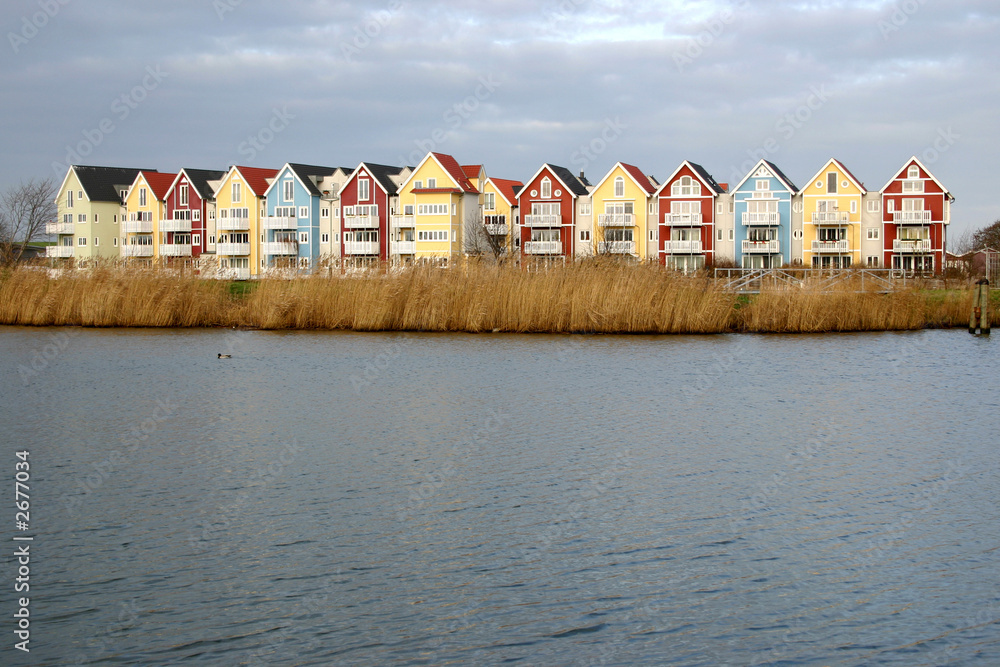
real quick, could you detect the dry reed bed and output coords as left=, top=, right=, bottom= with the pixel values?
left=0, top=263, right=993, bottom=334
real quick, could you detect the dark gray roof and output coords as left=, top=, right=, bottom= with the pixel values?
left=546, top=164, right=591, bottom=196
left=358, top=163, right=407, bottom=195
left=287, top=163, right=340, bottom=197
left=687, top=162, right=725, bottom=194
left=763, top=160, right=799, bottom=193
left=72, top=166, right=155, bottom=202
left=179, top=168, right=227, bottom=200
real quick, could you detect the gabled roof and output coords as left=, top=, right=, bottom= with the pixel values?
left=731, top=159, right=799, bottom=194
left=62, top=166, right=156, bottom=203
left=484, top=178, right=524, bottom=207
left=655, top=161, right=726, bottom=197
left=288, top=163, right=340, bottom=197
left=592, top=162, right=658, bottom=196
left=167, top=168, right=227, bottom=201
left=462, top=164, right=485, bottom=181
left=346, top=163, right=409, bottom=196
left=520, top=164, right=590, bottom=199
left=399, top=153, right=479, bottom=194
left=879, top=156, right=952, bottom=199
left=800, top=158, right=867, bottom=195
left=141, top=171, right=178, bottom=201
left=229, top=166, right=279, bottom=197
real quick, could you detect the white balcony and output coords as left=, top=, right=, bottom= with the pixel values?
left=524, top=215, right=562, bottom=227
left=523, top=240, right=562, bottom=255
left=217, top=217, right=250, bottom=231
left=391, top=215, right=415, bottom=228
left=219, top=267, right=251, bottom=281
left=893, top=211, right=933, bottom=224
left=485, top=223, right=509, bottom=235
left=598, top=241, right=636, bottom=254
left=598, top=214, right=635, bottom=227
left=663, top=240, right=703, bottom=254
left=344, top=214, right=380, bottom=229
left=159, top=243, right=192, bottom=257
left=161, top=219, right=193, bottom=233
left=121, top=245, right=154, bottom=258
left=742, top=240, right=780, bottom=254
left=742, top=212, right=780, bottom=226
left=893, top=239, right=931, bottom=253
left=811, top=211, right=850, bottom=224
left=123, top=220, right=153, bottom=233
left=344, top=241, right=380, bottom=255
left=664, top=213, right=702, bottom=226
left=811, top=240, right=850, bottom=253
left=262, top=216, right=296, bottom=230
left=217, top=243, right=251, bottom=256
left=46, top=245, right=75, bottom=258
left=46, top=221, right=75, bottom=235
left=391, top=240, right=416, bottom=254
left=262, top=242, right=298, bottom=256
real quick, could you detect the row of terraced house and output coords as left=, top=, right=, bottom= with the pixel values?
left=45, top=153, right=953, bottom=278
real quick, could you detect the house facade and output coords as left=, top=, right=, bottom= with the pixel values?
left=163, top=169, right=226, bottom=263
left=122, top=171, right=177, bottom=263
left=214, top=165, right=277, bottom=279
left=881, top=157, right=953, bottom=274
left=801, top=159, right=865, bottom=269
left=655, top=161, right=725, bottom=271
left=263, top=163, right=346, bottom=272
left=732, top=160, right=798, bottom=268
left=339, top=163, right=410, bottom=265
left=516, top=164, right=591, bottom=259
left=478, top=177, right=523, bottom=255
left=591, top=162, right=658, bottom=259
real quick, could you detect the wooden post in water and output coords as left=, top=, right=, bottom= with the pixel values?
left=970, top=279, right=990, bottom=335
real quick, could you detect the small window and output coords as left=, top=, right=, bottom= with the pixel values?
left=649, top=229, right=656, bottom=241
left=322, top=207, right=329, bottom=218
left=113, top=237, right=118, bottom=246
left=94, top=214, right=99, bottom=223
left=67, top=191, right=74, bottom=208
left=756, top=180, right=769, bottom=191
left=580, top=203, right=591, bottom=215
left=300, top=232, right=309, bottom=244
left=867, top=200, right=880, bottom=213
left=484, top=193, right=495, bottom=210
left=867, top=255, right=880, bottom=267
left=78, top=237, right=86, bottom=246
left=193, top=234, right=201, bottom=246
left=414, top=180, right=423, bottom=190
left=717, top=229, right=723, bottom=241
left=427, top=178, right=436, bottom=189
left=210, top=235, right=216, bottom=245
left=321, top=233, right=329, bottom=243
left=193, top=210, right=201, bottom=221
left=78, top=214, right=86, bottom=223
left=232, top=182, right=242, bottom=203
left=887, top=200, right=895, bottom=212
left=299, top=206, right=308, bottom=219
left=283, top=180, right=294, bottom=202
left=93, top=237, right=99, bottom=246
left=728, top=229, right=734, bottom=241
left=78, top=190, right=83, bottom=200
left=867, top=228, right=880, bottom=240
left=792, top=202, right=802, bottom=213
left=580, top=230, right=590, bottom=241
left=908, top=165, right=919, bottom=179
left=180, top=184, right=189, bottom=206
left=614, top=177, right=624, bottom=198
left=717, top=202, right=723, bottom=214
left=793, top=230, right=803, bottom=239
left=541, top=178, right=552, bottom=199
left=452, top=204, right=457, bottom=216
left=648, top=202, right=656, bottom=215
left=358, top=178, right=370, bottom=201
left=139, top=188, right=147, bottom=207
left=827, top=172, right=838, bottom=193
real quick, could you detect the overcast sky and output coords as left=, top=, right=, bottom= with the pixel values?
left=2, top=0, right=997, bottom=237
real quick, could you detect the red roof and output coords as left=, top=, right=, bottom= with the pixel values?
left=430, top=153, right=478, bottom=193
left=141, top=171, right=178, bottom=201
left=234, top=166, right=279, bottom=197
left=619, top=163, right=657, bottom=194
left=462, top=164, right=483, bottom=181
left=489, top=178, right=524, bottom=206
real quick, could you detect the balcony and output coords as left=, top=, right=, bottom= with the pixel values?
left=523, top=240, right=562, bottom=255
left=663, top=240, right=703, bottom=254
left=46, top=245, right=75, bottom=258
left=598, top=214, right=635, bottom=227
left=344, top=214, right=379, bottom=229
left=46, top=221, right=75, bottom=235
left=893, top=239, right=931, bottom=253
left=344, top=241, right=380, bottom=255
left=524, top=215, right=561, bottom=227
left=664, top=213, right=702, bottom=226
left=598, top=241, right=635, bottom=255
left=811, top=211, right=849, bottom=224
left=742, top=212, right=779, bottom=226
left=391, top=240, right=416, bottom=254
left=893, top=211, right=933, bottom=224
left=123, top=220, right=153, bottom=233
left=742, top=240, right=780, bottom=254
left=262, top=241, right=298, bottom=256
left=391, top=215, right=415, bottom=228
left=812, top=240, right=850, bottom=253
left=161, top=219, right=193, bottom=233
left=219, top=267, right=251, bottom=281
left=121, top=245, right=154, bottom=258
left=159, top=243, right=192, bottom=257
left=217, top=217, right=250, bottom=231
left=262, top=216, right=296, bottom=230
left=217, top=243, right=251, bottom=256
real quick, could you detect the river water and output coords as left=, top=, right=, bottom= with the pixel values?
left=1, top=326, right=998, bottom=666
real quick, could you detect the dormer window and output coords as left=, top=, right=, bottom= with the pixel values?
left=614, top=176, right=624, bottom=198
left=541, top=177, right=552, bottom=199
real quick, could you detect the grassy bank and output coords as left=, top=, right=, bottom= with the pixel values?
left=0, top=263, right=995, bottom=334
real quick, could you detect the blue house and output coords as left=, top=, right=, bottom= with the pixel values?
left=731, top=160, right=798, bottom=269
left=262, top=163, right=344, bottom=271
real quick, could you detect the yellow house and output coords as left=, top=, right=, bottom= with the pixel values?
left=123, top=171, right=176, bottom=263
left=802, top=158, right=866, bottom=269
left=212, top=166, right=278, bottom=278
left=591, top=162, right=659, bottom=259
left=479, top=177, right=523, bottom=255
left=392, top=152, right=481, bottom=264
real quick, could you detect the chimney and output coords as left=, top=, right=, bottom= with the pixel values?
left=579, top=171, right=585, bottom=179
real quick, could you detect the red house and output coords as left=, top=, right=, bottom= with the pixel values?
left=881, top=157, right=953, bottom=274
left=164, top=168, right=226, bottom=260
left=516, top=164, right=591, bottom=258
left=655, top=161, right=726, bottom=271
left=340, top=163, right=410, bottom=265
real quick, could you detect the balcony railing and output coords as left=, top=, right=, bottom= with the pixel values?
left=893, top=211, right=933, bottom=224
left=123, top=220, right=153, bottom=233
left=216, top=243, right=251, bottom=255
left=598, top=214, right=635, bottom=227
left=217, top=217, right=250, bottom=231
left=811, top=211, right=850, bottom=224
left=262, top=216, right=297, bottom=230
left=523, top=215, right=561, bottom=227
left=391, top=215, right=415, bottom=228
left=598, top=241, right=636, bottom=254
left=219, top=267, right=251, bottom=281
left=391, top=240, right=416, bottom=254
left=121, top=245, right=154, bottom=258
left=742, top=240, right=780, bottom=254
left=664, top=213, right=702, bottom=225
left=485, top=223, right=509, bottom=235
left=811, top=240, right=850, bottom=252
left=523, top=240, right=562, bottom=255
left=262, top=241, right=298, bottom=256
left=46, top=221, right=75, bottom=235
left=742, top=212, right=779, bottom=226
left=159, top=243, right=193, bottom=257
left=344, top=214, right=380, bottom=229
left=46, top=245, right=75, bottom=258
left=893, top=239, right=931, bottom=252
left=344, top=241, right=380, bottom=255
left=161, top=219, right=193, bottom=233
left=663, top=240, right=703, bottom=254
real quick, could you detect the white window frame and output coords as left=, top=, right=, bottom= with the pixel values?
left=866, top=200, right=880, bottom=213
left=867, top=228, right=880, bottom=240
left=232, top=182, right=242, bottom=203
left=358, top=178, right=370, bottom=202
left=541, top=178, right=552, bottom=199
left=180, top=184, right=189, bottom=206
left=614, top=177, right=625, bottom=198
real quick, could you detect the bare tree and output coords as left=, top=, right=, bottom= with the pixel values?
left=463, top=207, right=506, bottom=260
left=0, top=179, right=57, bottom=265
left=970, top=219, right=1000, bottom=252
